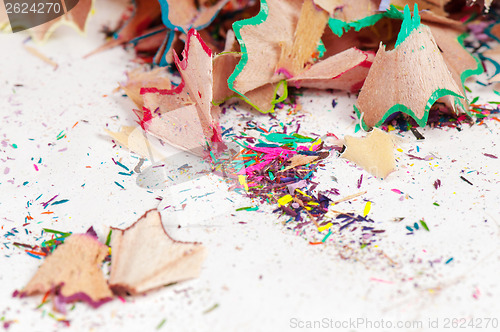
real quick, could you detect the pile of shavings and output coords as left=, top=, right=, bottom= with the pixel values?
left=107, top=0, right=500, bottom=173
left=372, top=4, right=500, bottom=132
left=85, top=0, right=255, bottom=62
left=210, top=121, right=387, bottom=247
left=380, top=103, right=475, bottom=133
left=383, top=102, right=500, bottom=133
left=6, top=0, right=498, bottom=132
left=11, top=228, right=72, bottom=260
left=223, top=129, right=331, bottom=225
left=469, top=103, right=500, bottom=123
left=14, top=210, right=206, bottom=315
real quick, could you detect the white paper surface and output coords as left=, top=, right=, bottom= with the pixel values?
left=1, top=1, right=500, bottom=331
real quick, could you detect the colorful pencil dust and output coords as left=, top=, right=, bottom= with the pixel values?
left=1, top=0, right=500, bottom=330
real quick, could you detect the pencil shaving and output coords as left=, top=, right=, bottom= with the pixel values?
left=21, top=234, right=112, bottom=309
left=341, top=128, right=396, bottom=179
left=109, top=210, right=206, bottom=295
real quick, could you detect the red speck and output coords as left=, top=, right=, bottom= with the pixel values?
left=473, top=287, right=480, bottom=299
left=140, top=108, right=153, bottom=130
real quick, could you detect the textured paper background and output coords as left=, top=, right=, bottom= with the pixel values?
left=1, top=0, right=500, bottom=331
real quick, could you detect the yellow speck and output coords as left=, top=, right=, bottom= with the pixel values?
left=238, top=175, right=249, bottom=191
left=363, top=201, right=372, bottom=217
left=278, top=194, right=293, bottom=206
left=309, top=138, right=322, bottom=151
left=318, top=223, right=333, bottom=232
left=296, top=189, right=312, bottom=198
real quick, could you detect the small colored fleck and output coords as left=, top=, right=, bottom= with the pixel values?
left=156, top=318, right=166, bottom=330
left=203, top=303, right=219, bottom=314
left=420, top=219, right=430, bottom=231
